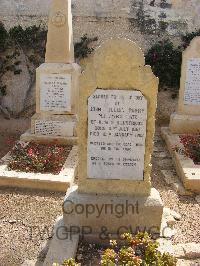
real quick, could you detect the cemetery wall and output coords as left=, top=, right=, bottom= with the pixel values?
left=0, top=0, right=200, bottom=50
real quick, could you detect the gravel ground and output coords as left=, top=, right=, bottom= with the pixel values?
left=0, top=187, right=64, bottom=266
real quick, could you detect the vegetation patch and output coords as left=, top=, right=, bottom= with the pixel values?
left=145, top=40, right=182, bottom=89
left=54, top=233, right=177, bottom=266
left=179, top=134, right=200, bottom=165
left=8, top=142, right=72, bottom=174
left=74, top=34, right=98, bottom=60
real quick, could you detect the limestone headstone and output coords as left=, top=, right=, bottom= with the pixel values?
left=78, top=39, right=159, bottom=196
left=170, top=37, right=200, bottom=133
left=63, top=39, right=163, bottom=242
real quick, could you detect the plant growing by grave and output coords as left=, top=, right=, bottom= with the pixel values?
left=74, top=34, right=98, bottom=60
left=57, top=233, right=177, bottom=266
left=145, top=39, right=182, bottom=90
left=101, top=232, right=177, bottom=266
left=177, top=134, right=200, bottom=165
left=9, top=25, right=47, bottom=67
left=8, top=142, right=72, bottom=174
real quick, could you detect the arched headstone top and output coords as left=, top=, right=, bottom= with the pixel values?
left=93, top=38, right=145, bottom=68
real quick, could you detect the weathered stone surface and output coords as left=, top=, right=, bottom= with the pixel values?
left=170, top=113, right=200, bottom=134
left=63, top=186, right=163, bottom=242
left=172, top=182, right=193, bottom=196
left=157, top=238, right=174, bottom=255
left=1, top=51, right=32, bottom=115
left=45, top=0, right=74, bottom=63
left=170, top=210, right=181, bottom=221
left=174, top=243, right=200, bottom=259
left=78, top=38, right=158, bottom=196
left=44, top=217, right=79, bottom=265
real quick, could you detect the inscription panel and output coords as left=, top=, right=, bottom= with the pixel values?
left=87, top=89, right=147, bottom=180
left=40, top=74, right=71, bottom=112
left=35, top=120, right=74, bottom=137
left=184, top=58, right=200, bottom=105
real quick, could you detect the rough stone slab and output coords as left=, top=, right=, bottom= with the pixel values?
left=157, top=238, right=174, bottom=255
left=0, top=145, right=78, bottom=192
left=63, top=186, right=163, bottom=243
left=170, top=113, right=200, bottom=134
left=171, top=181, right=194, bottom=196
left=20, top=129, right=78, bottom=146
left=161, top=127, right=200, bottom=193
left=44, top=217, right=79, bottom=265
left=174, top=243, right=200, bottom=259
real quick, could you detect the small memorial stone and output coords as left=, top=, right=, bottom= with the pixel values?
left=35, top=120, right=74, bottom=136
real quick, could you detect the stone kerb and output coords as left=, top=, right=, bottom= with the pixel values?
left=78, top=38, right=159, bottom=196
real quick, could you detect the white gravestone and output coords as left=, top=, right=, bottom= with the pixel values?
left=184, top=58, right=200, bottom=105
left=40, top=74, right=72, bottom=112
left=35, top=120, right=75, bottom=136
left=87, top=89, right=147, bottom=180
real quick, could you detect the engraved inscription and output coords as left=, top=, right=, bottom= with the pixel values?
left=35, top=120, right=74, bottom=137
left=40, top=74, right=71, bottom=112
left=184, top=58, right=200, bottom=105
left=87, top=89, right=147, bottom=180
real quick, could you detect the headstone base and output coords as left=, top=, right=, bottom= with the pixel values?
left=31, top=113, right=77, bottom=137
left=170, top=113, right=200, bottom=134
left=63, top=185, right=163, bottom=243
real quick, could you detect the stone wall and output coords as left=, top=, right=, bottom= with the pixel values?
left=0, top=0, right=200, bottom=51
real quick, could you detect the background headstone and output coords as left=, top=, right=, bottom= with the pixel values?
left=170, top=37, right=200, bottom=133
left=21, top=0, right=80, bottom=143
